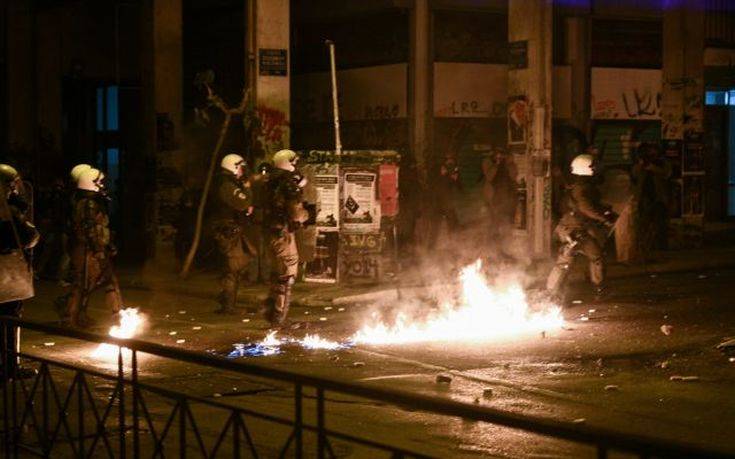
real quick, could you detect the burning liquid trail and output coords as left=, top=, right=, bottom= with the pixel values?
left=351, top=260, right=563, bottom=345
left=91, top=308, right=144, bottom=360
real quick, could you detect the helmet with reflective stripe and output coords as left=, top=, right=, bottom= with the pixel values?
left=70, top=164, right=93, bottom=183
left=0, top=164, right=19, bottom=184
left=570, top=154, right=594, bottom=176
left=221, top=154, right=246, bottom=177
left=272, top=149, right=297, bottom=171
left=77, top=168, right=106, bottom=192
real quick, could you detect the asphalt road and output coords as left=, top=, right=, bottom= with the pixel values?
left=14, top=267, right=735, bottom=458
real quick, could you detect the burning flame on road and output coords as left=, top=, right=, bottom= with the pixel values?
left=351, top=260, right=563, bottom=345
left=91, top=308, right=144, bottom=360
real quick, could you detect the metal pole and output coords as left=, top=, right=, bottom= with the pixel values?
left=316, top=388, right=325, bottom=459
left=132, top=350, right=139, bottom=458
left=2, top=323, right=9, bottom=458
left=179, top=399, right=187, bottom=459
left=325, top=40, right=342, bottom=157
left=78, top=373, right=85, bottom=457
left=294, top=384, right=303, bottom=458
left=118, top=347, right=125, bottom=458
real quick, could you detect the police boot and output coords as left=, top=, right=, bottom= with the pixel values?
left=546, top=263, right=570, bottom=305
left=214, top=291, right=237, bottom=315
left=270, top=279, right=293, bottom=328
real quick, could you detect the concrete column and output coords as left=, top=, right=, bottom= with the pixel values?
left=662, top=0, right=704, bottom=141
left=508, top=0, right=553, bottom=258
left=153, top=0, right=183, bottom=135
left=566, top=16, right=590, bottom=137
left=409, top=0, right=430, bottom=184
left=253, top=0, right=290, bottom=155
left=5, top=0, right=33, bottom=150
left=662, top=1, right=704, bottom=234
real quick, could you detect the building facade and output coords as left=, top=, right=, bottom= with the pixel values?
left=2, top=0, right=735, bottom=262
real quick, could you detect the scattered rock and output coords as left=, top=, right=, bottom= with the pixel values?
left=588, top=309, right=597, bottom=314
left=242, top=319, right=250, bottom=323
left=579, top=316, right=589, bottom=322
left=168, top=331, right=177, bottom=336
left=604, top=385, right=619, bottom=391
left=716, top=338, right=735, bottom=352
left=319, top=317, right=327, bottom=321
left=660, top=361, right=670, bottom=369
left=337, top=307, right=345, bottom=312
left=192, top=326, right=202, bottom=330
left=304, top=311, right=310, bottom=315
left=595, top=358, right=604, bottom=368
left=660, top=325, right=673, bottom=336
left=435, top=374, right=452, bottom=384
left=352, top=361, right=365, bottom=368
left=324, top=306, right=333, bottom=311
left=729, top=357, right=735, bottom=363
left=176, top=339, right=185, bottom=344
left=213, top=393, right=222, bottom=398
left=572, top=300, right=583, bottom=304
left=670, top=375, right=699, bottom=382
left=43, top=342, right=55, bottom=347
left=572, top=418, right=586, bottom=424
left=178, top=310, right=186, bottom=314
left=482, top=388, right=493, bottom=399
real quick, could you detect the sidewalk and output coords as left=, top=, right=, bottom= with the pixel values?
left=117, top=245, right=735, bottom=308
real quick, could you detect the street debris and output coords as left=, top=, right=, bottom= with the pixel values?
left=588, top=309, right=596, bottom=314
left=572, top=418, right=586, bottom=424
left=242, top=319, right=250, bottom=323
left=169, top=331, right=177, bottom=336
left=324, top=306, right=333, bottom=311
left=604, top=385, right=619, bottom=391
left=482, top=388, right=494, bottom=399
left=660, top=360, right=671, bottom=369
left=435, top=374, right=452, bottom=384
left=660, top=325, right=673, bottom=336
left=213, top=393, right=222, bottom=398
left=43, top=342, right=55, bottom=347
left=697, top=274, right=708, bottom=279
left=352, top=361, right=365, bottom=368
left=572, top=300, right=583, bottom=304
left=192, top=326, right=202, bottom=330
left=319, top=317, right=328, bottom=321
left=670, top=375, right=700, bottom=382
left=338, top=307, right=345, bottom=312
left=716, top=338, right=735, bottom=353
left=178, top=310, right=186, bottom=314
left=595, top=358, right=604, bottom=368
left=579, top=316, right=590, bottom=322
left=176, top=339, right=185, bottom=344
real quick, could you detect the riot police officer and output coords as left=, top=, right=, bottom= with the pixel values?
left=66, top=168, right=123, bottom=327
left=211, top=153, right=254, bottom=314
left=546, top=154, right=616, bottom=302
left=262, top=149, right=309, bottom=327
left=0, top=164, right=39, bottom=379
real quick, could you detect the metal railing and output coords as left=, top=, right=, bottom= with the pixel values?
left=0, top=316, right=733, bottom=458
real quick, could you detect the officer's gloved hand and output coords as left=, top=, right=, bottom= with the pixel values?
left=603, top=210, right=618, bottom=228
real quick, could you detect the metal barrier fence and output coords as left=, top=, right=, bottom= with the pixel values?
left=0, top=316, right=732, bottom=459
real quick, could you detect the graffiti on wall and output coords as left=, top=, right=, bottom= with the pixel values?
left=591, top=68, right=662, bottom=120
left=255, top=105, right=288, bottom=153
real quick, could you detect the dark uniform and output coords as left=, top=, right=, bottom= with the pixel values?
left=211, top=172, right=254, bottom=313
left=262, top=168, right=308, bottom=326
left=546, top=176, right=615, bottom=299
left=66, top=191, right=123, bottom=327
left=0, top=189, right=39, bottom=379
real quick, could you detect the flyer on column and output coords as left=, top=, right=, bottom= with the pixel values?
left=342, top=169, right=380, bottom=233
left=314, top=163, right=340, bottom=230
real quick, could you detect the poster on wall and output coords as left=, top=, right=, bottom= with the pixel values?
left=682, top=176, right=705, bottom=216
left=508, top=96, right=528, bottom=145
left=378, top=164, right=399, bottom=217
left=312, top=163, right=340, bottom=229
left=342, top=170, right=380, bottom=232
left=304, top=230, right=339, bottom=283
left=683, top=132, right=705, bottom=174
